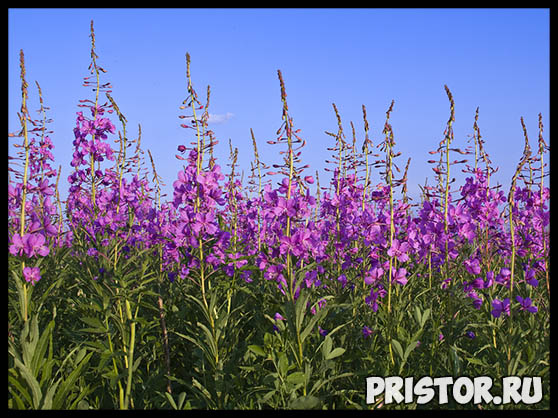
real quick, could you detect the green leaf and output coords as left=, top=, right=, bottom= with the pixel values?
left=8, top=373, right=33, bottom=408
left=449, top=345, right=462, bottom=376
left=286, top=371, right=306, bottom=385
left=21, top=317, right=39, bottom=369
left=466, top=357, right=488, bottom=368
left=413, top=305, right=422, bottom=326
left=197, top=321, right=219, bottom=360
left=403, top=340, right=418, bottom=362
left=74, top=347, right=88, bottom=366
left=173, top=330, right=216, bottom=370
left=39, top=379, right=61, bottom=410
left=309, top=372, right=353, bottom=396
left=165, top=392, right=178, bottom=410
left=76, top=399, right=91, bottom=410
left=177, top=391, right=187, bottom=409
left=259, top=389, right=277, bottom=405
left=300, top=304, right=328, bottom=344
left=508, top=351, right=522, bottom=376
left=277, top=352, right=289, bottom=377
left=391, top=339, right=404, bottom=361
left=8, top=385, right=27, bottom=409
left=52, top=352, right=93, bottom=409
left=191, top=376, right=214, bottom=404
left=421, top=308, right=431, bottom=328
left=248, top=345, right=266, bottom=357
left=294, top=291, right=310, bottom=332
left=79, top=316, right=108, bottom=333
left=12, top=357, right=42, bottom=409
left=325, top=347, right=345, bottom=360
left=288, top=395, right=320, bottom=409
left=31, top=319, right=55, bottom=379
left=39, top=356, right=55, bottom=389
left=322, top=335, right=332, bottom=358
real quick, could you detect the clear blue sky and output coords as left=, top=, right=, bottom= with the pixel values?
left=9, top=8, right=550, bottom=204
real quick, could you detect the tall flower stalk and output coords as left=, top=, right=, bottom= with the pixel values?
left=508, top=118, right=532, bottom=294
left=16, top=50, right=31, bottom=322
left=537, top=114, right=550, bottom=296
left=442, top=85, right=455, bottom=284
left=277, top=69, right=296, bottom=303
left=361, top=105, right=372, bottom=210
left=380, top=100, right=396, bottom=314
left=17, top=51, right=30, bottom=241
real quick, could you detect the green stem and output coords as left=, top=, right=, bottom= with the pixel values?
left=124, top=310, right=136, bottom=409
left=18, top=50, right=30, bottom=323
left=106, top=316, right=125, bottom=409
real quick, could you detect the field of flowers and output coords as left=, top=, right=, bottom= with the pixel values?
left=8, top=22, right=549, bottom=409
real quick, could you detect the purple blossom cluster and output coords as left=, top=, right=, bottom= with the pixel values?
left=8, top=35, right=549, bottom=328
left=8, top=132, right=60, bottom=254
left=8, top=68, right=64, bottom=285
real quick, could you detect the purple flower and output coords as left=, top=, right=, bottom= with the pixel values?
left=364, top=265, right=384, bottom=285
left=337, top=274, right=348, bottom=288
left=304, top=269, right=318, bottom=288
left=525, top=268, right=539, bottom=288
left=362, top=326, right=373, bottom=338
left=223, top=264, right=235, bottom=277
left=516, top=295, right=538, bottom=314
left=459, top=221, right=477, bottom=241
left=491, top=298, right=511, bottom=318
left=241, top=270, right=253, bottom=283
left=318, top=326, right=328, bottom=337
left=470, top=277, right=485, bottom=289
left=274, top=312, right=285, bottom=321
left=191, top=211, right=218, bottom=236
left=464, top=257, right=481, bottom=276
left=264, top=264, right=284, bottom=282
left=278, top=235, right=296, bottom=257
left=470, top=295, right=483, bottom=310
left=495, top=268, right=511, bottom=286
left=441, top=277, right=452, bottom=289
left=466, top=331, right=476, bottom=339
left=365, top=287, right=383, bottom=312
left=23, top=266, right=41, bottom=286
left=9, top=233, right=50, bottom=258
left=387, top=239, right=410, bottom=263
left=392, top=267, right=408, bottom=285
left=310, top=298, right=328, bottom=315
left=484, top=271, right=495, bottom=288
left=8, top=234, right=25, bottom=256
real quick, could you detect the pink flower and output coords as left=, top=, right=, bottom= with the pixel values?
left=464, top=257, right=481, bottom=276
left=9, top=233, right=50, bottom=258
left=8, top=233, right=25, bottom=256
left=274, top=312, right=285, bottom=321
left=387, top=239, right=410, bottom=263
left=23, top=266, right=41, bottom=286
left=491, top=298, right=510, bottom=318
left=392, top=267, right=408, bottom=285
left=191, top=211, right=217, bottom=236
left=364, top=265, right=384, bottom=285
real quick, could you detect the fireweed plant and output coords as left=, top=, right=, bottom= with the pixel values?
left=9, top=22, right=549, bottom=410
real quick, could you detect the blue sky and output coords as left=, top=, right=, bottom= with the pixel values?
left=8, top=8, right=549, bottom=204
